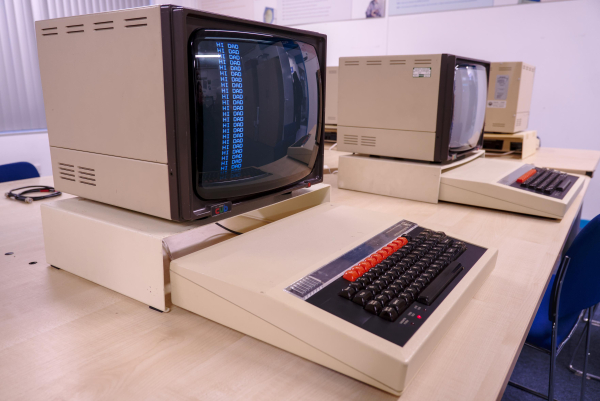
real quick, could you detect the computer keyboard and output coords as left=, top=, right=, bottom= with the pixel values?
left=509, top=167, right=578, bottom=197
left=339, top=230, right=467, bottom=322
left=288, top=221, right=488, bottom=347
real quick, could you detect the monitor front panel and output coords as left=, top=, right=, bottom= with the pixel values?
left=191, top=31, right=321, bottom=200
left=448, top=63, right=488, bottom=152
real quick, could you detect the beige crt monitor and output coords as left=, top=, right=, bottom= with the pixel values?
left=485, top=62, right=536, bottom=133
left=35, top=6, right=327, bottom=222
left=337, top=54, right=490, bottom=163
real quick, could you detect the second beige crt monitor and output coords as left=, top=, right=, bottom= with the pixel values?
left=337, top=54, right=490, bottom=163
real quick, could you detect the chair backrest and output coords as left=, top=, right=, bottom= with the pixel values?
left=555, top=214, right=600, bottom=318
left=0, top=162, right=40, bottom=183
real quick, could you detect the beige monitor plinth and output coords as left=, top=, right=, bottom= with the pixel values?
left=483, top=130, right=539, bottom=158
left=41, top=184, right=331, bottom=311
left=338, top=150, right=485, bottom=203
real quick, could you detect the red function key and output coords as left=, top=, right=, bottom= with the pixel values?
left=358, top=261, right=372, bottom=270
left=343, top=270, right=359, bottom=282
left=376, top=250, right=389, bottom=258
left=372, top=254, right=384, bottom=263
left=383, top=246, right=395, bottom=254
left=365, top=256, right=378, bottom=266
left=516, top=169, right=537, bottom=183
left=352, top=265, right=367, bottom=275
left=397, top=237, right=408, bottom=246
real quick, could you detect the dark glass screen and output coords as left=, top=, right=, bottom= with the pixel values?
left=191, top=31, right=321, bottom=199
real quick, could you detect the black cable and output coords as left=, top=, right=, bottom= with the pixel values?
left=216, top=222, right=242, bottom=236
left=5, top=185, right=61, bottom=203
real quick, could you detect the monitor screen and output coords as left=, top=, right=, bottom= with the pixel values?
left=191, top=31, right=321, bottom=199
left=449, top=63, right=487, bottom=152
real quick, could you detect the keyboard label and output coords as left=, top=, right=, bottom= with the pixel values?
left=284, top=220, right=418, bottom=300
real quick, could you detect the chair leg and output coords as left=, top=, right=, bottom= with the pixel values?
left=549, top=320, right=558, bottom=401
left=580, top=308, right=593, bottom=401
left=569, top=305, right=600, bottom=382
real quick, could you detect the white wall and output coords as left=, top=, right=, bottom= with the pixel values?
left=0, top=132, right=52, bottom=177
left=295, top=0, right=600, bottom=220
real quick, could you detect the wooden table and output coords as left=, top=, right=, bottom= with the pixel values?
left=498, top=147, right=600, bottom=177
left=0, top=168, right=590, bottom=400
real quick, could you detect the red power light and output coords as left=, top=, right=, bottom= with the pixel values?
left=417, top=315, right=422, bottom=319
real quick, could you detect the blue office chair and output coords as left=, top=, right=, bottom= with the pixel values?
left=508, top=214, right=600, bottom=401
left=0, top=162, right=40, bottom=183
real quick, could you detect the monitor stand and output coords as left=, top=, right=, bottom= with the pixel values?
left=41, top=184, right=331, bottom=312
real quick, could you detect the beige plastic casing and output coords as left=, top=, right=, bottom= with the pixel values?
left=338, top=150, right=485, bottom=204
left=41, top=184, right=331, bottom=312
left=483, top=130, right=539, bottom=159
left=325, top=66, right=339, bottom=125
left=36, top=6, right=174, bottom=219
left=485, top=62, right=536, bottom=133
left=336, top=55, right=442, bottom=161
left=171, top=203, right=498, bottom=395
left=439, top=158, right=583, bottom=219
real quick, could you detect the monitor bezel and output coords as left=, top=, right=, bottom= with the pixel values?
left=164, top=6, right=326, bottom=221
left=434, top=54, right=490, bottom=163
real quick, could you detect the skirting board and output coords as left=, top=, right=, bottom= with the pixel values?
left=41, top=184, right=331, bottom=311
left=338, top=150, right=485, bottom=203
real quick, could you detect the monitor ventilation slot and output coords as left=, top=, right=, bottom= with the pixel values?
left=58, top=163, right=76, bottom=181
left=42, top=27, right=58, bottom=36
left=78, top=166, right=96, bottom=186
left=94, top=21, right=114, bottom=31
left=361, top=136, right=376, bottom=147
left=344, top=60, right=359, bottom=67
left=516, top=118, right=522, bottom=127
left=125, top=16, right=147, bottom=28
left=366, top=60, right=382, bottom=66
left=343, top=134, right=358, bottom=146
left=499, top=67, right=512, bottom=71
left=328, top=69, right=337, bottom=74
left=390, top=59, right=406, bottom=65
left=414, top=59, right=432, bottom=65
left=66, top=23, right=84, bottom=34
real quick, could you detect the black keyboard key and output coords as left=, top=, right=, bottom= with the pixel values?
left=349, top=282, right=363, bottom=291
left=363, top=271, right=377, bottom=281
left=380, top=274, right=395, bottom=283
left=380, top=259, right=394, bottom=267
left=415, top=276, right=429, bottom=286
left=379, top=306, right=399, bottom=322
left=366, top=284, right=383, bottom=293
left=388, top=297, right=411, bottom=314
left=417, top=262, right=464, bottom=305
left=364, top=300, right=383, bottom=315
left=521, top=169, right=541, bottom=187
left=421, top=272, right=434, bottom=282
left=394, top=278, right=410, bottom=287
left=528, top=169, right=550, bottom=189
left=399, top=291, right=414, bottom=303
left=338, top=286, right=356, bottom=300
left=375, top=293, right=390, bottom=304
left=373, top=278, right=389, bottom=288
left=438, top=238, right=453, bottom=247
left=353, top=290, right=374, bottom=306
left=537, top=171, right=559, bottom=191
left=414, top=261, right=428, bottom=271
left=381, top=289, right=397, bottom=299
left=405, top=286, right=419, bottom=297
left=388, top=284, right=403, bottom=294
left=369, top=267, right=384, bottom=276
left=557, top=179, right=572, bottom=192
left=420, top=257, right=434, bottom=265
left=356, top=277, right=371, bottom=286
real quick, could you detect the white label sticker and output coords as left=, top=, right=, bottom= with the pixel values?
left=413, top=67, right=431, bottom=78
left=494, top=75, right=510, bottom=100
left=487, top=100, right=507, bottom=108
